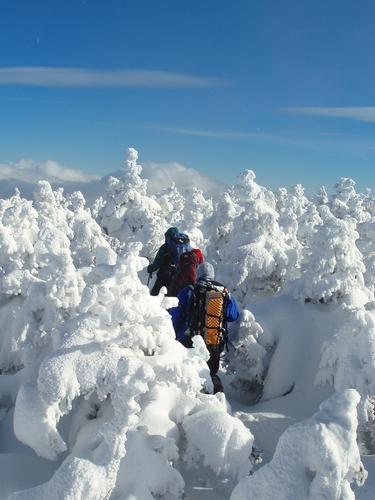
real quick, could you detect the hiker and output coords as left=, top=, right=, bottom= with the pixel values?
left=169, top=262, right=239, bottom=393
left=147, top=227, right=191, bottom=296
left=168, top=247, right=204, bottom=297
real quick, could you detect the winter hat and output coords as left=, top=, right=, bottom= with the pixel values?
left=197, top=262, right=214, bottom=281
left=164, top=227, right=179, bottom=239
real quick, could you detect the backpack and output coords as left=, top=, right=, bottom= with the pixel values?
left=166, top=232, right=191, bottom=267
left=188, top=280, right=229, bottom=346
left=169, top=250, right=200, bottom=296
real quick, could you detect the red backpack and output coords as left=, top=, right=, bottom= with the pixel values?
left=168, top=249, right=204, bottom=296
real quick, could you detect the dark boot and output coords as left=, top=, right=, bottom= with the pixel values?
left=211, top=374, right=224, bottom=394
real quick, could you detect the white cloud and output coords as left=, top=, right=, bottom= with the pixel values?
left=141, top=161, right=223, bottom=195
left=0, top=159, right=99, bottom=184
left=282, top=107, right=375, bottom=123
left=0, top=67, right=224, bottom=88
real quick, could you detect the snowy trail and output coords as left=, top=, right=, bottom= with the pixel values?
left=223, top=292, right=335, bottom=464
left=0, top=408, right=58, bottom=499
left=356, top=456, right=375, bottom=499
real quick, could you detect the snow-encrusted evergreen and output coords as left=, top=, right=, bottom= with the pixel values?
left=297, top=205, right=368, bottom=304
left=97, top=148, right=167, bottom=259
left=0, top=182, right=85, bottom=372
left=231, top=390, right=366, bottom=500
left=228, top=308, right=274, bottom=388
left=217, top=170, right=297, bottom=301
left=317, top=303, right=375, bottom=426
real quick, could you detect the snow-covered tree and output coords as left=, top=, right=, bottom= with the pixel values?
left=227, top=308, right=274, bottom=396
left=67, top=190, right=117, bottom=268
left=317, top=303, right=375, bottom=429
left=231, top=390, right=366, bottom=500
left=330, top=177, right=369, bottom=223
left=358, top=221, right=375, bottom=295
left=298, top=206, right=368, bottom=304
left=217, top=171, right=297, bottom=301
left=276, top=184, right=312, bottom=275
left=97, top=148, right=167, bottom=259
left=0, top=182, right=85, bottom=372
left=296, top=201, right=322, bottom=253
left=182, top=187, right=213, bottom=250
left=156, top=182, right=185, bottom=227
left=205, top=189, right=240, bottom=267
left=313, top=185, right=329, bottom=206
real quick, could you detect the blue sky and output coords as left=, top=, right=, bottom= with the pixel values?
left=1, top=0, right=375, bottom=192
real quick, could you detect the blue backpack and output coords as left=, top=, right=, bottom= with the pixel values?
left=166, top=232, right=191, bottom=267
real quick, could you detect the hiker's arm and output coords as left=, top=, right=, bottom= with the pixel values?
left=226, top=295, right=239, bottom=322
left=169, top=288, right=186, bottom=329
left=169, top=304, right=181, bottom=332
left=169, top=287, right=191, bottom=341
left=147, top=244, right=167, bottom=274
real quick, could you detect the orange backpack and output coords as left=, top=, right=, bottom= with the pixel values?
left=189, top=281, right=228, bottom=346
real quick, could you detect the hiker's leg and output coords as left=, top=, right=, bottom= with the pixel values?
left=211, top=374, right=224, bottom=394
left=207, top=345, right=221, bottom=376
left=207, top=344, right=224, bottom=375
left=207, top=345, right=224, bottom=393
left=150, top=277, right=163, bottom=296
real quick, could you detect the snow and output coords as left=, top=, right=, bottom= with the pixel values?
left=231, top=390, right=366, bottom=500
left=1, top=146, right=375, bottom=498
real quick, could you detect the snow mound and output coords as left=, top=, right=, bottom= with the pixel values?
left=183, top=393, right=254, bottom=480
left=231, top=390, right=366, bottom=500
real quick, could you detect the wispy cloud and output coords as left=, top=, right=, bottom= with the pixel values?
left=0, top=66, right=225, bottom=88
left=139, top=124, right=267, bottom=140
left=120, top=123, right=375, bottom=160
left=122, top=123, right=314, bottom=149
left=282, top=106, right=375, bottom=123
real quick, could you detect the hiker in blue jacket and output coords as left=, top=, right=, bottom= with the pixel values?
left=169, top=262, right=239, bottom=393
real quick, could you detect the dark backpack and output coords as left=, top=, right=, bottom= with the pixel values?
left=169, top=250, right=199, bottom=296
left=166, top=232, right=191, bottom=266
left=188, top=280, right=229, bottom=346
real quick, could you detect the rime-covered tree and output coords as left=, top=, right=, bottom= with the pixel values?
left=182, top=187, right=213, bottom=250
left=231, top=390, right=366, bottom=500
left=298, top=206, right=368, bottom=305
left=98, top=148, right=167, bottom=259
left=357, top=215, right=375, bottom=295
left=330, top=177, right=369, bottom=223
left=0, top=182, right=85, bottom=371
left=156, top=182, right=185, bottom=227
left=205, top=189, right=240, bottom=266
left=313, top=185, right=329, bottom=206
left=317, top=303, right=375, bottom=435
left=227, top=308, right=274, bottom=396
left=67, top=191, right=117, bottom=268
left=217, top=170, right=297, bottom=301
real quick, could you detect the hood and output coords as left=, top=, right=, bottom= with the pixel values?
left=197, top=262, right=215, bottom=281
left=164, top=227, right=179, bottom=239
